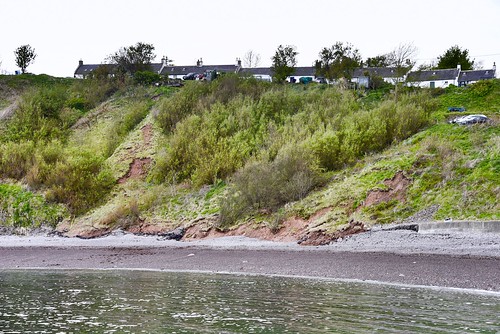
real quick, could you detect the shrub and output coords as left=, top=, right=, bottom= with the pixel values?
left=105, top=100, right=151, bottom=157
left=155, top=81, right=211, bottom=133
left=3, top=86, right=70, bottom=142
left=134, top=71, right=161, bottom=86
left=0, top=141, right=36, bottom=179
left=0, top=184, right=66, bottom=228
left=218, top=146, right=322, bottom=228
left=44, top=151, right=115, bottom=215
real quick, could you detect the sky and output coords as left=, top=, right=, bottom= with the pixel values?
left=1, top=0, right=499, bottom=77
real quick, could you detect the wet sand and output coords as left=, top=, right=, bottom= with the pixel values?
left=1, top=230, right=499, bottom=291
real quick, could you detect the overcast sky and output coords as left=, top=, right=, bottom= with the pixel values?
left=1, top=0, right=499, bottom=77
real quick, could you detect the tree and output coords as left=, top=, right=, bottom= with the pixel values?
left=271, top=45, right=298, bottom=82
left=436, top=45, right=474, bottom=70
left=243, top=50, right=261, bottom=68
left=386, top=43, right=417, bottom=77
left=108, top=42, right=156, bottom=75
left=315, top=42, right=361, bottom=81
left=365, top=55, right=390, bottom=67
left=14, top=45, right=37, bottom=74
left=386, top=43, right=418, bottom=101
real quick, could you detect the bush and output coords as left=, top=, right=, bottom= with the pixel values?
left=0, top=141, right=36, bottom=179
left=134, top=71, right=161, bottom=86
left=44, top=151, right=115, bottom=215
left=218, top=146, right=322, bottom=228
left=105, top=100, right=151, bottom=157
left=0, top=184, right=66, bottom=228
left=3, top=88, right=68, bottom=142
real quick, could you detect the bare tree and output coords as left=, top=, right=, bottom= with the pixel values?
left=386, top=43, right=418, bottom=101
left=243, top=50, right=261, bottom=68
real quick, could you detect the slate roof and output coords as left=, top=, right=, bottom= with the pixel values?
left=407, top=69, right=460, bottom=82
left=160, top=64, right=240, bottom=76
left=240, top=67, right=273, bottom=76
left=458, top=69, right=496, bottom=82
left=352, top=67, right=401, bottom=78
left=74, top=63, right=115, bottom=76
left=290, top=67, right=316, bottom=76
left=149, top=63, right=163, bottom=73
left=240, top=67, right=316, bottom=77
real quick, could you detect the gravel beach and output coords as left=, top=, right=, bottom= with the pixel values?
left=1, top=229, right=499, bottom=291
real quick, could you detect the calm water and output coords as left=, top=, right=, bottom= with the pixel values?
left=0, top=270, right=499, bottom=333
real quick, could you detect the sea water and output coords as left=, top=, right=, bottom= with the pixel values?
left=0, top=270, right=498, bottom=333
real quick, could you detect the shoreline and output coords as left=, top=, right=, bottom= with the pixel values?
left=1, top=229, right=500, bottom=291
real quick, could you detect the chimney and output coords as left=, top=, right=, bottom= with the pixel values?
left=79, top=59, right=83, bottom=67
left=236, top=58, right=241, bottom=67
left=493, top=62, right=496, bottom=72
left=162, top=57, right=167, bottom=66
left=457, top=64, right=461, bottom=71
left=197, top=58, right=203, bottom=67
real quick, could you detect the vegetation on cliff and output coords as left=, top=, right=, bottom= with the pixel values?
left=0, top=74, right=498, bottom=237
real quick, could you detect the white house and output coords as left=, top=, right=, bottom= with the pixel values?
left=458, top=63, right=496, bottom=86
left=159, top=58, right=242, bottom=79
left=406, top=66, right=460, bottom=88
left=351, top=67, right=404, bottom=88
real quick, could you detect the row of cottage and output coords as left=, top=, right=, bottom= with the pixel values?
left=74, top=58, right=497, bottom=88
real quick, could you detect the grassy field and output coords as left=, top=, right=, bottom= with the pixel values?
left=0, top=74, right=498, bottom=236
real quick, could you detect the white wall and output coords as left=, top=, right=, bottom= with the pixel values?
left=410, top=79, right=457, bottom=88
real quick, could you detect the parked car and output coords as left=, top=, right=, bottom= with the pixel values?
left=314, top=77, right=328, bottom=84
left=448, top=106, right=466, bottom=112
left=183, top=73, right=198, bottom=80
left=449, top=114, right=489, bottom=125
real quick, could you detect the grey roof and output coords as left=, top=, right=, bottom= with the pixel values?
left=240, top=66, right=316, bottom=77
left=459, top=69, right=496, bottom=82
left=75, top=62, right=163, bottom=76
left=352, top=67, right=401, bottom=78
left=149, top=63, right=163, bottom=73
left=240, top=67, right=273, bottom=76
left=407, top=69, right=460, bottom=82
left=290, top=67, right=316, bottom=77
left=74, top=63, right=115, bottom=76
left=160, top=64, right=239, bottom=76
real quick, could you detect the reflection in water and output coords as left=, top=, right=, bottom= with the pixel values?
left=0, top=270, right=498, bottom=333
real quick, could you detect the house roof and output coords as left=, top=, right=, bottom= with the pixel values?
left=407, top=68, right=460, bottom=82
left=352, top=67, right=401, bottom=78
left=75, top=62, right=163, bottom=76
left=240, top=66, right=316, bottom=77
left=459, top=69, right=496, bottom=82
left=149, top=63, right=163, bottom=73
left=74, top=64, right=115, bottom=76
left=160, top=64, right=239, bottom=76
left=290, top=67, right=315, bottom=77
left=240, top=67, right=273, bottom=76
